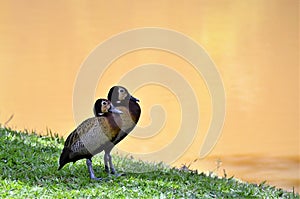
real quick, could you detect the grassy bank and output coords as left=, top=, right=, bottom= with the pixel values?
left=0, top=127, right=298, bottom=198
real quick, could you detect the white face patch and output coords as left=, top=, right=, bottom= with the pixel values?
left=100, top=100, right=111, bottom=113
left=101, top=100, right=108, bottom=106
left=119, top=88, right=125, bottom=93
left=118, top=87, right=128, bottom=100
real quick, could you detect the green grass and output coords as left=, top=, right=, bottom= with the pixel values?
left=0, top=126, right=298, bottom=198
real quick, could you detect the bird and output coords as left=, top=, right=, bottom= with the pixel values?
left=58, top=99, right=123, bottom=180
left=93, top=86, right=141, bottom=174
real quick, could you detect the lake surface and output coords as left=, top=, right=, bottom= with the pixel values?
left=181, top=155, right=300, bottom=192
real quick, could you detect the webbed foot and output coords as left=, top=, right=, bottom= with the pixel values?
left=113, top=172, right=126, bottom=177
left=90, top=177, right=102, bottom=181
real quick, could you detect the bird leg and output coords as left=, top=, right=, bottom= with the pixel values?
left=86, top=159, right=102, bottom=180
left=104, top=149, right=116, bottom=174
left=104, top=148, right=126, bottom=177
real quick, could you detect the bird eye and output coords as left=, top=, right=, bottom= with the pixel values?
left=101, top=101, right=108, bottom=106
left=119, top=88, right=125, bottom=93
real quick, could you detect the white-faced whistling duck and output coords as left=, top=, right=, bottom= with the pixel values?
left=93, top=86, right=141, bottom=175
left=58, top=99, right=123, bottom=180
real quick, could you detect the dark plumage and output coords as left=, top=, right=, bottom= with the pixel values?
left=93, top=86, right=141, bottom=174
left=107, top=86, right=141, bottom=142
left=58, top=99, right=123, bottom=180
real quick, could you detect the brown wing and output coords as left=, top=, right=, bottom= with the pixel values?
left=65, top=116, right=123, bottom=155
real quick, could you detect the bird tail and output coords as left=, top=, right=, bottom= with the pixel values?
left=58, top=147, right=71, bottom=170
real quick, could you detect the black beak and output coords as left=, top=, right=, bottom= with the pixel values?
left=130, top=96, right=140, bottom=102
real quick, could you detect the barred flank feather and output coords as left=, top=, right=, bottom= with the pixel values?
left=58, top=115, right=121, bottom=170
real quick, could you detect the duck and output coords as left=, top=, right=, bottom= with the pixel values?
left=93, top=86, right=141, bottom=174
left=107, top=86, right=141, bottom=139
left=58, top=99, right=123, bottom=180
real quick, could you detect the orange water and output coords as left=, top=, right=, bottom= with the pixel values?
left=179, top=155, right=300, bottom=193
left=0, top=0, right=299, bottom=193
